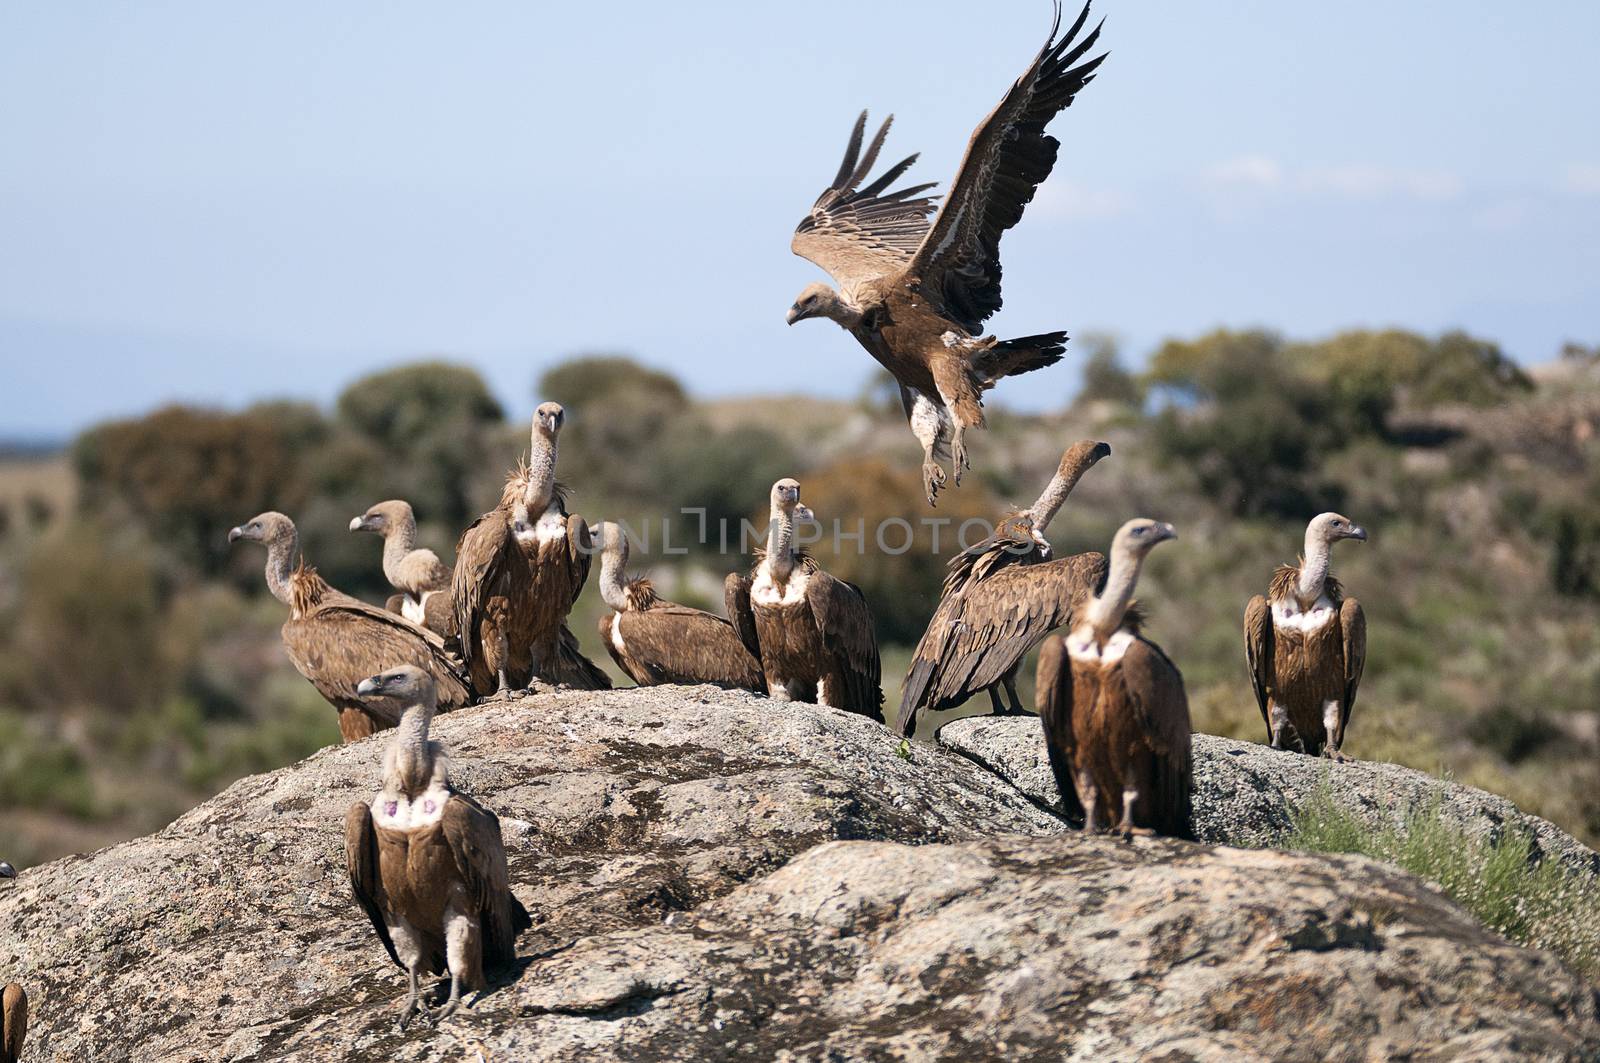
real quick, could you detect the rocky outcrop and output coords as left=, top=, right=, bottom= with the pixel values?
left=0, top=688, right=1596, bottom=1061
left=939, top=716, right=1600, bottom=880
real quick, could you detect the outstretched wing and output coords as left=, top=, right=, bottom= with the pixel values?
left=792, top=112, right=941, bottom=289
left=909, top=2, right=1106, bottom=332
left=1340, top=597, right=1366, bottom=736
left=344, top=802, right=400, bottom=970
left=1244, top=594, right=1274, bottom=732
left=806, top=571, right=884, bottom=720
left=724, top=572, right=761, bottom=660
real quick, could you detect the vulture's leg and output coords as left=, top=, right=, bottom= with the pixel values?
left=1074, top=769, right=1100, bottom=834
left=1002, top=674, right=1027, bottom=715
left=987, top=686, right=1006, bottom=715
left=1118, top=786, right=1155, bottom=839
left=493, top=624, right=512, bottom=694
left=1321, top=700, right=1350, bottom=763
left=949, top=423, right=970, bottom=486
left=1268, top=701, right=1305, bottom=754
left=437, top=905, right=480, bottom=1021
left=390, top=921, right=432, bottom=1031
left=906, top=388, right=948, bottom=506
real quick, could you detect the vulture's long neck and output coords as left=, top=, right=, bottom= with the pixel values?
left=387, top=699, right=437, bottom=798
left=1298, top=527, right=1331, bottom=603
left=1026, top=461, right=1091, bottom=533
left=1085, top=545, right=1144, bottom=640
left=524, top=429, right=558, bottom=517
left=766, top=507, right=796, bottom=582
left=598, top=539, right=630, bottom=611
left=380, top=516, right=418, bottom=587
left=263, top=530, right=299, bottom=606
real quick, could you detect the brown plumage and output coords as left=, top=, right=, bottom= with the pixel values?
left=787, top=2, right=1106, bottom=504
left=350, top=499, right=454, bottom=637
left=1037, top=519, right=1191, bottom=838
left=897, top=441, right=1111, bottom=736
left=450, top=403, right=609, bottom=696
left=726, top=480, right=883, bottom=719
left=593, top=523, right=764, bottom=692
left=228, top=512, right=470, bottom=742
left=344, top=666, right=530, bottom=1029
left=1245, top=512, right=1368, bottom=759
left=1, top=983, right=25, bottom=1063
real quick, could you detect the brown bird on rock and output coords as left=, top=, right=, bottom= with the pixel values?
left=726, top=480, right=883, bottom=719
left=350, top=499, right=454, bottom=636
left=787, top=2, right=1106, bottom=504
left=451, top=402, right=610, bottom=696
left=1037, top=518, right=1191, bottom=838
left=228, top=512, right=470, bottom=742
left=345, top=665, right=531, bottom=1030
left=594, top=522, right=764, bottom=692
left=2, top=983, right=26, bottom=1063
left=1245, top=512, right=1368, bottom=759
left=897, top=440, right=1111, bottom=737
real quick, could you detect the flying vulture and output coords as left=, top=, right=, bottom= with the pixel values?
left=726, top=479, right=883, bottom=720
left=228, top=511, right=470, bottom=742
left=451, top=402, right=610, bottom=696
left=1037, top=518, right=1191, bottom=838
left=897, top=440, right=1111, bottom=737
left=350, top=499, right=453, bottom=637
left=1, top=983, right=23, bottom=1063
left=1245, top=512, right=1368, bottom=759
left=786, top=1, right=1107, bottom=505
left=594, top=522, right=765, bottom=692
left=344, top=665, right=531, bottom=1029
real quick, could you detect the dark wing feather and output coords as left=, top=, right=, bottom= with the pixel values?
left=344, top=802, right=401, bottom=970
left=1120, top=637, right=1193, bottom=840
left=909, top=2, right=1106, bottom=332
left=440, top=793, right=528, bottom=972
left=1340, top=597, right=1366, bottom=737
left=546, top=623, right=612, bottom=690
left=451, top=508, right=512, bottom=675
left=1034, top=634, right=1084, bottom=823
left=898, top=552, right=1105, bottom=735
left=724, top=572, right=761, bottom=660
left=282, top=596, right=471, bottom=720
left=617, top=606, right=766, bottom=692
left=806, top=571, right=884, bottom=720
left=792, top=112, right=942, bottom=288
left=1244, top=593, right=1274, bottom=732
left=564, top=514, right=594, bottom=601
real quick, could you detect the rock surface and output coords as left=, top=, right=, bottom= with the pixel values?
left=0, top=688, right=1594, bottom=1061
left=940, top=716, right=1600, bottom=880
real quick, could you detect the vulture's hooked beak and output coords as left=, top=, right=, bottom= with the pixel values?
left=356, top=675, right=384, bottom=697
left=785, top=304, right=803, bottom=326
left=1093, top=441, right=1112, bottom=460
left=1156, top=523, right=1178, bottom=543
left=1348, top=525, right=1369, bottom=542
left=227, top=526, right=245, bottom=543
left=349, top=515, right=377, bottom=533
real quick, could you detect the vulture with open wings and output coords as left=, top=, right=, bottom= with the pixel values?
left=787, top=2, right=1106, bottom=504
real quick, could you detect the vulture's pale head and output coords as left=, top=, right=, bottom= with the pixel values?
left=228, top=511, right=296, bottom=548
left=770, top=478, right=802, bottom=513
left=786, top=282, right=843, bottom=326
left=1114, top=518, right=1177, bottom=560
left=1309, top=511, right=1367, bottom=545
left=349, top=499, right=414, bottom=536
left=534, top=401, right=566, bottom=438
left=356, top=664, right=436, bottom=706
left=1060, top=440, right=1112, bottom=476
left=591, top=520, right=628, bottom=559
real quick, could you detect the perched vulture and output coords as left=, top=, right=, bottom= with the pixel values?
left=897, top=440, right=1111, bottom=736
left=594, top=522, right=765, bottom=692
left=451, top=402, right=610, bottom=695
left=350, top=499, right=453, bottom=636
left=786, top=1, right=1106, bottom=504
left=1037, top=518, right=1191, bottom=838
left=1245, top=512, right=1368, bottom=759
left=726, top=479, right=883, bottom=720
left=1, top=983, right=25, bottom=1063
left=228, top=512, right=470, bottom=742
left=344, top=666, right=530, bottom=1028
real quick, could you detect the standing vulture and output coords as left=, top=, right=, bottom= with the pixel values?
left=726, top=479, right=883, bottom=720
left=1037, top=518, right=1191, bottom=838
left=594, top=522, right=765, bottom=692
left=344, top=665, right=530, bottom=1029
left=1245, top=512, right=1368, bottom=759
left=897, top=440, right=1110, bottom=736
left=786, top=2, right=1106, bottom=504
left=1, top=983, right=24, bottom=1063
left=350, top=499, right=453, bottom=637
left=228, top=512, right=470, bottom=742
left=451, top=402, right=610, bottom=695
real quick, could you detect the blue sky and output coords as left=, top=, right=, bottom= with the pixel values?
left=3, top=1, right=1598, bottom=438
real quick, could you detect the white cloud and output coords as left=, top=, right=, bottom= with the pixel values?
left=1036, top=181, right=1134, bottom=221
left=1203, top=155, right=1283, bottom=188
left=1297, top=165, right=1461, bottom=202
left=1472, top=199, right=1533, bottom=233
left=1566, top=165, right=1600, bottom=195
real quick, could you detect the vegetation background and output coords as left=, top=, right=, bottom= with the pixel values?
left=3, top=329, right=1599, bottom=865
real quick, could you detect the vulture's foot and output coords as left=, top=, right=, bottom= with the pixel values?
left=495, top=669, right=512, bottom=695
left=922, top=462, right=947, bottom=506
left=1120, top=824, right=1156, bottom=841
left=395, top=980, right=433, bottom=1032
left=951, top=437, right=970, bottom=485
left=433, top=975, right=464, bottom=1023
left=1323, top=747, right=1351, bottom=764
left=1270, top=725, right=1306, bottom=755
